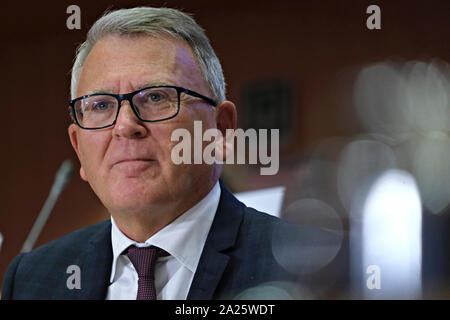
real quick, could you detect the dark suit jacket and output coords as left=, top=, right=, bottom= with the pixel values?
left=2, top=182, right=336, bottom=299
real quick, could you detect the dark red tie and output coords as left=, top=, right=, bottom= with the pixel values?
left=126, top=246, right=168, bottom=300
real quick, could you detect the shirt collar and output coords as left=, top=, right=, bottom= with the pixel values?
left=110, top=181, right=221, bottom=283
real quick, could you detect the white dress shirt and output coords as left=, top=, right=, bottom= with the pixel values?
left=106, top=181, right=221, bottom=300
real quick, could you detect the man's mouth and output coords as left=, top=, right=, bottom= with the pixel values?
left=113, top=158, right=157, bottom=176
left=115, top=158, right=155, bottom=165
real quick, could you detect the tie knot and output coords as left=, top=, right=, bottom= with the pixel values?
left=126, top=246, right=168, bottom=278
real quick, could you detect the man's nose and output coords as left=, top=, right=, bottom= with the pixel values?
left=112, top=101, right=148, bottom=138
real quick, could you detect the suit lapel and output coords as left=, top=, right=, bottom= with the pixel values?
left=75, top=221, right=113, bottom=299
left=187, top=181, right=244, bottom=299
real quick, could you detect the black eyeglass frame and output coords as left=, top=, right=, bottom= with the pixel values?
left=69, top=85, right=218, bottom=130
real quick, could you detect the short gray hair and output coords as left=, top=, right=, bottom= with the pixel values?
left=70, top=7, right=226, bottom=103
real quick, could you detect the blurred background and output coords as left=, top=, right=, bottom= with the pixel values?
left=0, top=0, right=449, bottom=299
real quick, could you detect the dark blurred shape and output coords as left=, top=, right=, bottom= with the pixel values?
left=275, top=199, right=343, bottom=275
left=422, top=206, right=450, bottom=299
left=242, top=79, right=293, bottom=140
left=274, top=158, right=350, bottom=298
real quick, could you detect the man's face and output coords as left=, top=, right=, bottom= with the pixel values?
left=68, top=34, right=218, bottom=217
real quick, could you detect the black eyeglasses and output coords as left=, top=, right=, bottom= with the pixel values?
left=69, top=85, right=217, bottom=130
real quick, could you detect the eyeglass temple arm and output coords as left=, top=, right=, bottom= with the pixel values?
left=180, top=88, right=217, bottom=107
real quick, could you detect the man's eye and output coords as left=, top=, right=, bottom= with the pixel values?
left=148, top=93, right=161, bottom=102
left=93, top=101, right=112, bottom=111
left=148, top=93, right=162, bottom=102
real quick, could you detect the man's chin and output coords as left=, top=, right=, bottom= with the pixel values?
left=105, top=185, right=170, bottom=211
left=108, top=196, right=165, bottom=215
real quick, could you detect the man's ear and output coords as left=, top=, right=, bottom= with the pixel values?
left=68, top=124, right=88, bottom=181
left=214, top=101, right=237, bottom=163
left=215, top=101, right=237, bottom=133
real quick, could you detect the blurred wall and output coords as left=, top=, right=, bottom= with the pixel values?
left=1, top=0, right=449, bottom=287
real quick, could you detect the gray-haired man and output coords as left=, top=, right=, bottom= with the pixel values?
left=2, top=7, right=334, bottom=300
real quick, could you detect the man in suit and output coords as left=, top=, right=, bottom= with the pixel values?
left=2, top=6, right=337, bottom=300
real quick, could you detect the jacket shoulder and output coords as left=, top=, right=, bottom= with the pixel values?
left=25, top=220, right=110, bottom=268
left=1, top=220, right=111, bottom=300
left=240, top=205, right=298, bottom=238
left=24, top=220, right=110, bottom=258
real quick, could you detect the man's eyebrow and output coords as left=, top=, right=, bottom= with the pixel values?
left=84, top=80, right=174, bottom=96
left=87, top=88, right=114, bottom=95
left=137, top=80, right=174, bottom=90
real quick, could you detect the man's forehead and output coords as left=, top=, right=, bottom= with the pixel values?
left=77, top=34, right=203, bottom=96
left=83, top=34, right=179, bottom=73
left=87, top=34, right=196, bottom=68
